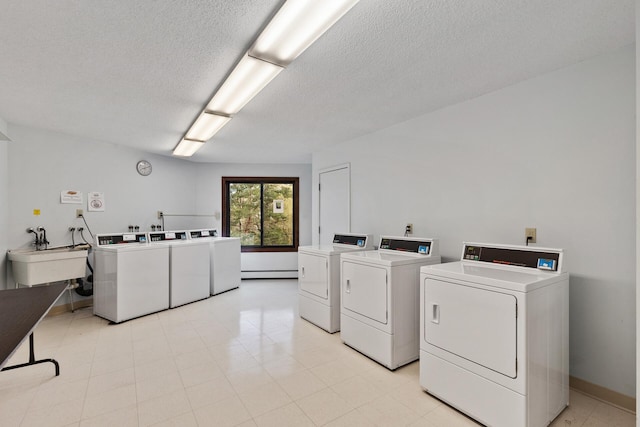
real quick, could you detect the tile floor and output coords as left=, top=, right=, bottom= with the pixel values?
left=0, top=279, right=635, bottom=427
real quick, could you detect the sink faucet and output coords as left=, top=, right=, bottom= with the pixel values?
left=36, top=226, right=49, bottom=250
left=27, top=227, right=40, bottom=249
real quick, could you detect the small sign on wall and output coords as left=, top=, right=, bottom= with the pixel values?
left=273, top=200, right=284, bottom=214
left=88, top=192, right=105, bottom=212
left=61, top=190, right=82, bottom=204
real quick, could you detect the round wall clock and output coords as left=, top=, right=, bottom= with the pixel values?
left=136, top=160, right=152, bottom=176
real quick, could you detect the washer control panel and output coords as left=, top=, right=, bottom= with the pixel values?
left=378, top=236, right=437, bottom=256
left=149, top=231, right=188, bottom=242
left=462, top=243, right=562, bottom=272
left=333, top=233, right=370, bottom=248
left=96, top=233, right=148, bottom=246
left=189, top=229, right=218, bottom=239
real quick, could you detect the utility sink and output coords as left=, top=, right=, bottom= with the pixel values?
left=7, top=245, right=89, bottom=286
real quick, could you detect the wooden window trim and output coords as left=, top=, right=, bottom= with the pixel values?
left=222, top=177, right=299, bottom=253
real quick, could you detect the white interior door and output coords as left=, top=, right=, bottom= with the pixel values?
left=424, top=278, right=517, bottom=378
left=319, top=165, right=350, bottom=245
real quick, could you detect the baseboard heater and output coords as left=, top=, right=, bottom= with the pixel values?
left=241, top=270, right=298, bottom=279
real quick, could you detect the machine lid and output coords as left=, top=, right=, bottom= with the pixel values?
left=96, top=233, right=148, bottom=246
left=378, top=236, right=439, bottom=257
left=341, top=249, right=442, bottom=266
left=421, top=261, right=567, bottom=292
left=460, top=242, right=564, bottom=273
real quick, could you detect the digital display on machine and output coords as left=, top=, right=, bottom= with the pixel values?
left=537, top=258, right=556, bottom=270
left=333, top=234, right=367, bottom=246
left=463, top=245, right=560, bottom=271
left=379, top=238, right=432, bottom=254
left=190, top=229, right=217, bottom=239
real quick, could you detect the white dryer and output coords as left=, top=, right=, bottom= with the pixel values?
left=340, top=236, right=441, bottom=370
left=298, top=233, right=373, bottom=333
left=93, top=233, right=169, bottom=323
left=149, top=231, right=210, bottom=308
left=420, top=242, right=569, bottom=427
left=189, top=230, right=241, bottom=295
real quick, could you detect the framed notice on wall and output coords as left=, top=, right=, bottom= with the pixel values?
left=88, top=192, right=105, bottom=212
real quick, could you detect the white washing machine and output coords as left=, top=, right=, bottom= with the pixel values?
left=340, top=236, right=441, bottom=370
left=149, top=231, right=210, bottom=308
left=93, top=232, right=169, bottom=323
left=420, top=242, right=569, bottom=427
left=298, top=232, right=373, bottom=333
left=189, top=230, right=241, bottom=295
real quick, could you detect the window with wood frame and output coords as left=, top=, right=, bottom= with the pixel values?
left=222, top=177, right=299, bottom=252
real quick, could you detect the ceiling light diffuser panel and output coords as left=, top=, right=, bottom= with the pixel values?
left=185, top=112, right=231, bottom=141
left=249, top=0, right=360, bottom=66
left=173, top=138, right=205, bottom=157
left=206, top=54, right=284, bottom=116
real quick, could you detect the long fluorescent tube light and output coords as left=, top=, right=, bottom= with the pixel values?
left=173, top=138, right=205, bottom=157
left=185, top=112, right=231, bottom=141
left=206, top=54, right=283, bottom=116
left=249, top=0, right=360, bottom=66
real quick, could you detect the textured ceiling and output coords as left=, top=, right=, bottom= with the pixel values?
left=0, top=1, right=634, bottom=164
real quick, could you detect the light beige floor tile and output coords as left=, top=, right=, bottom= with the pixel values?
left=134, top=356, right=179, bottom=381
left=331, top=374, right=385, bottom=407
left=389, top=382, right=442, bottom=416
left=296, top=388, right=355, bottom=425
left=149, top=411, right=198, bottom=427
left=323, top=409, right=375, bottom=427
left=85, top=367, right=135, bottom=396
left=185, top=376, right=237, bottom=409
left=422, top=405, right=482, bottom=427
left=81, top=383, right=137, bottom=420
left=362, top=363, right=414, bottom=390
left=136, top=370, right=185, bottom=402
left=79, top=404, right=138, bottom=427
left=310, top=359, right=361, bottom=386
left=587, top=401, right=636, bottom=427
left=173, top=348, right=215, bottom=371
left=276, top=369, right=328, bottom=400
left=21, top=398, right=84, bottom=427
left=253, top=402, right=314, bottom=427
left=89, top=352, right=134, bottom=377
left=30, top=377, right=89, bottom=410
left=237, top=381, right=292, bottom=417
left=262, top=355, right=307, bottom=379
left=356, top=394, right=422, bottom=426
left=178, top=360, right=224, bottom=388
left=193, top=395, right=252, bottom=427
left=226, top=365, right=274, bottom=393
left=137, top=389, right=192, bottom=426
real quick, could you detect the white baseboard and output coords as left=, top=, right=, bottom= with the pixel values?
left=241, top=270, right=298, bottom=279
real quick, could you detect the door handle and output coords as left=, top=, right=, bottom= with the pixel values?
left=345, top=279, right=351, bottom=294
left=431, top=303, right=440, bottom=324
left=301, top=266, right=305, bottom=278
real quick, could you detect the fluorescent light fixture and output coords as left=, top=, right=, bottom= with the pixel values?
left=185, top=112, right=231, bottom=141
left=173, top=138, right=205, bottom=157
left=207, top=54, right=283, bottom=116
left=249, top=0, right=360, bottom=66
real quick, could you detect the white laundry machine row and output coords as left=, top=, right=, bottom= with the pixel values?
left=298, top=233, right=373, bottom=333
left=189, top=230, right=241, bottom=295
left=94, top=233, right=169, bottom=323
left=148, top=231, right=210, bottom=308
left=340, top=236, right=441, bottom=370
left=420, top=242, right=569, bottom=427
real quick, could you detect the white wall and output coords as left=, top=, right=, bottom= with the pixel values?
left=194, top=162, right=312, bottom=276
left=314, top=46, right=635, bottom=397
left=5, top=125, right=199, bottom=300
left=0, top=140, right=9, bottom=289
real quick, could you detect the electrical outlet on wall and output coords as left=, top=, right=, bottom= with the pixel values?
left=525, top=227, right=537, bottom=243
left=405, top=223, right=413, bottom=235
left=76, top=209, right=83, bottom=218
